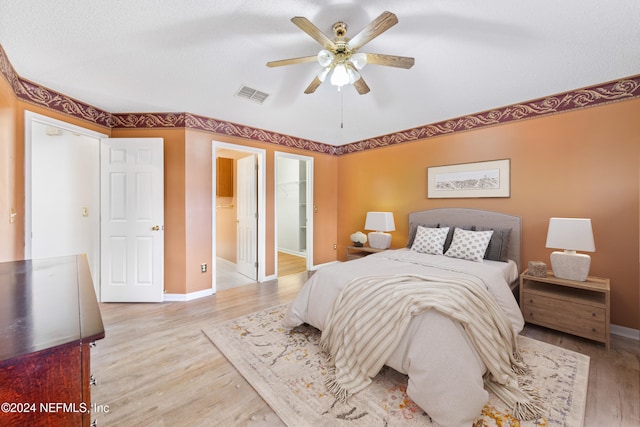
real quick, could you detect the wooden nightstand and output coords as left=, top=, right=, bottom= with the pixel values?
left=346, top=245, right=385, bottom=261
left=519, top=270, right=610, bottom=350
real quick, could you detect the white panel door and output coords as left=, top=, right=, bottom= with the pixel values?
left=236, top=155, right=257, bottom=280
left=100, top=138, right=164, bottom=302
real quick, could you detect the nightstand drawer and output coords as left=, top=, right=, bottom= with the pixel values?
left=522, top=291, right=606, bottom=322
left=523, top=305, right=607, bottom=342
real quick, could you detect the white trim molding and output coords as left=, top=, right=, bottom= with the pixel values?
left=163, top=288, right=214, bottom=302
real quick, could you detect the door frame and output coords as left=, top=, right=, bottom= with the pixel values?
left=212, top=141, right=267, bottom=291
left=23, top=111, right=108, bottom=292
left=274, top=152, right=314, bottom=273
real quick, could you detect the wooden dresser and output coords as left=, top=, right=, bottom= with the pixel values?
left=0, top=255, right=105, bottom=426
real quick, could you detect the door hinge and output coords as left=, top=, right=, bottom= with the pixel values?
left=254, top=261, right=258, bottom=268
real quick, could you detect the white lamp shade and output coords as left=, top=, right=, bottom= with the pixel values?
left=350, top=52, right=367, bottom=70
left=364, top=212, right=395, bottom=232
left=317, top=49, right=334, bottom=67
left=330, top=63, right=350, bottom=87
left=317, top=66, right=331, bottom=82
left=545, top=218, right=595, bottom=252
left=346, top=65, right=360, bottom=84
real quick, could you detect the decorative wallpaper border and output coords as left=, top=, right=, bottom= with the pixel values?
left=336, top=77, right=640, bottom=155
left=2, top=44, right=638, bottom=156
left=110, top=112, right=338, bottom=155
left=184, top=113, right=338, bottom=155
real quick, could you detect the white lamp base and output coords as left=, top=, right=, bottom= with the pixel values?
left=550, top=250, right=591, bottom=281
left=368, top=232, right=391, bottom=249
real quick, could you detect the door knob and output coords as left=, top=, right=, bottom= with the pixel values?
left=152, top=225, right=160, bottom=231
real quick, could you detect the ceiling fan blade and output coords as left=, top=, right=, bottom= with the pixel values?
left=266, top=55, right=318, bottom=68
left=304, top=76, right=323, bottom=94
left=352, top=76, right=370, bottom=95
left=291, top=17, right=337, bottom=51
left=348, top=11, right=398, bottom=51
left=365, top=53, right=415, bottom=69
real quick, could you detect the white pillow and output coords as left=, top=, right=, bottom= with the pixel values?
left=444, top=228, right=494, bottom=262
left=411, top=226, right=449, bottom=255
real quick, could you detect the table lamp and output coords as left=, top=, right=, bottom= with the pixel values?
left=365, top=212, right=395, bottom=249
left=545, top=218, right=595, bottom=281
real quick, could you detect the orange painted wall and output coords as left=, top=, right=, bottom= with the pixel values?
left=337, top=98, right=640, bottom=329
left=184, top=130, right=213, bottom=294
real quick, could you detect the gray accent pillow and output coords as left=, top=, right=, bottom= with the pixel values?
left=474, top=226, right=512, bottom=262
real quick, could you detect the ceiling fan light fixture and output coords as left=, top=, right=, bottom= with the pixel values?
left=268, top=12, right=413, bottom=95
left=350, top=52, right=367, bottom=70
left=317, top=49, right=334, bottom=67
left=330, top=63, right=350, bottom=87
left=317, top=65, right=332, bottom=82
left=346, top=65, right=360, bottom=84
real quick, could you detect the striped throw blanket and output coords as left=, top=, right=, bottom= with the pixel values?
left=320, top=274, right=543, bottom=421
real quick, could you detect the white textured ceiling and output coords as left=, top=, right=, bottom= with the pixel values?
left=1, top=0, right=638, bottom=146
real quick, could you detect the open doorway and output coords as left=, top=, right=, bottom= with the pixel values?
left=213, top=142, right=266, bottom=292
left=275, top=152, right=313, bottom=277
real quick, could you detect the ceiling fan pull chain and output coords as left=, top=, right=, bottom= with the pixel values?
left=340, top=90, right=344, bottom=129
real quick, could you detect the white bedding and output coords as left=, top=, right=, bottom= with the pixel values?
left=283, top=248, right=525, bottom=427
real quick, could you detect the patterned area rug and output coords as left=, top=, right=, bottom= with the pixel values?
left=203, top=304, right=589, bottom=427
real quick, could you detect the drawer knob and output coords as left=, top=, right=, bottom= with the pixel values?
left=592, top=313, right=596, bottom=317
left=592, top=328, right=597, bottom=332
left=529, top=299, right=533, bottom=303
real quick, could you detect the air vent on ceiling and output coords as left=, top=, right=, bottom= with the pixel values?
left=235, top=85, right=269, bottom=104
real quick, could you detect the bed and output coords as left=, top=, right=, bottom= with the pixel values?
left=283, top=208, right=526, bottom=427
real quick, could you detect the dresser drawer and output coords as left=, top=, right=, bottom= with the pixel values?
left=522, top=291, right=606, bottom=322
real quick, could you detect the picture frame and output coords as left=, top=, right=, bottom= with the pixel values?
left=427, top=159, right=510, bottom=198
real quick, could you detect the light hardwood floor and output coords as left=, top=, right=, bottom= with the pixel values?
left=91, top=272, right=639, bottom=426
left=277, top=251, right=306, bottom=277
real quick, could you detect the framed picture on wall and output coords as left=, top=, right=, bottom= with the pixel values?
left=427, top=159, right=510, bottom=198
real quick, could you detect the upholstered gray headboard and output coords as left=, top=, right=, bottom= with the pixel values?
left=408, top=208, right=522, bottom=273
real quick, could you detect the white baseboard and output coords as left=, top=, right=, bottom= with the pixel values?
left=163, top=288, right=214, bottom=302
left=277, top=248, right=306, bottom=258
left=611, top=324, right=640, bottom=341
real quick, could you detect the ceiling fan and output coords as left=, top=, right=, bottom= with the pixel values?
left=266, top=11, right=415, bottom=95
